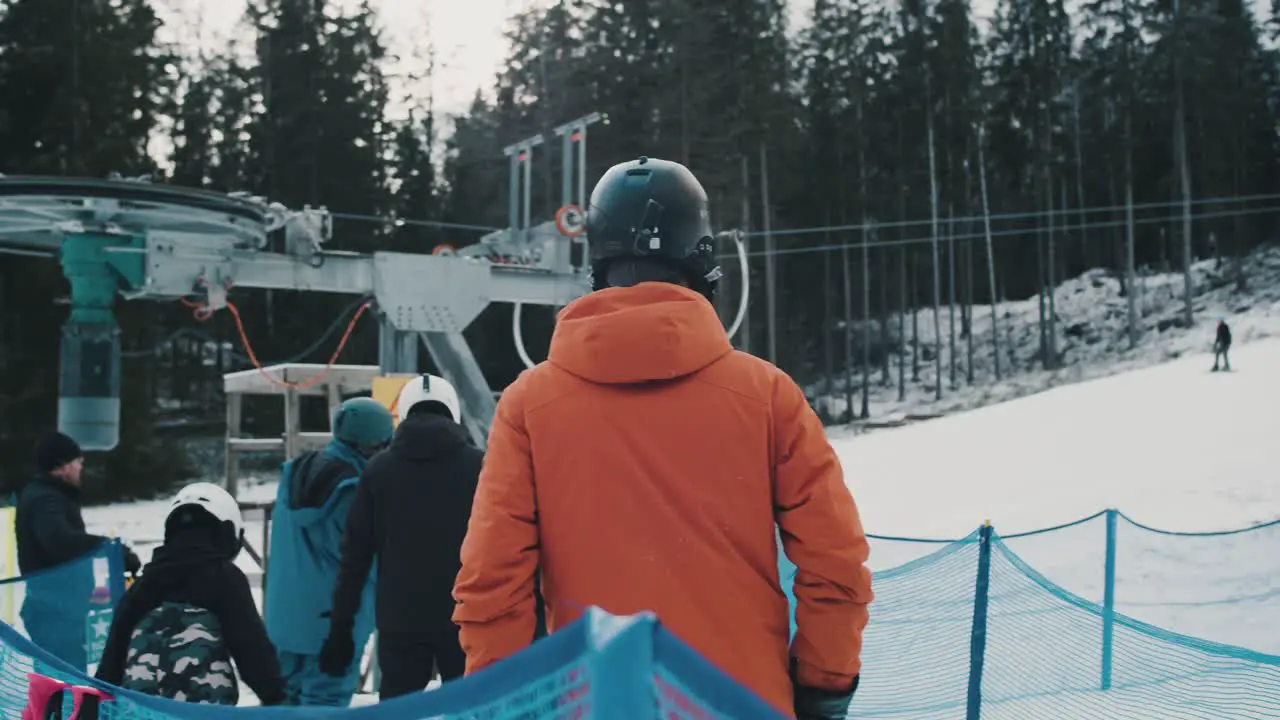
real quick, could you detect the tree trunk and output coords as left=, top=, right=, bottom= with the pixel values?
left=1036, top=196, right=1048, bottom=366
left=926, top=84, right=943, bottom=401
left=843, top=231, right=855, bottom=422
left=859, top=93, right=870, bottom=420
left=839, top=139, right=855, bottom=422
left=1125, top=140, right=1139, bottom=347
left=1174, top=0, right=1194, bottom=329
left=900, top=119, right=918, bottom=384
left=823, top=211, right=835, bottom=409
left=1046, top=170, right=1058, bottom=368
left=964, top=156, right=975, bottom=385
left=977, top=124, right=1001, bottom=381
left=898, top=243, right=907, bottom=401
left=760, top=143, right=777, bottom=364
left=860, top=222, right=871, bottom=419
left=912, top=251, right=920, bottom=381
left=1073, top=83, right=1088, bottom=271
left=947, top=203, right=957, bottom=387
left=880, top=238, right=890, bottom=386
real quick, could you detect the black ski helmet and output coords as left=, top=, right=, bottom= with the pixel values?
left=586, top=156, right=722, bottom=300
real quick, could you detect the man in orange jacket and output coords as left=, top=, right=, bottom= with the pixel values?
left=452, top=156, right=873, bottom=719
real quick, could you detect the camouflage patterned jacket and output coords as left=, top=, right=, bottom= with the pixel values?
left=94, top=544, right=285, bottom=706
left=120, top=601, right=239, bottom=704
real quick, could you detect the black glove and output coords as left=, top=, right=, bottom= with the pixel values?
left=793, top=665, right=858, bottom=720
left=123, top=547, right=142, bottom=575
left=318, top=617, right=355, bottom=677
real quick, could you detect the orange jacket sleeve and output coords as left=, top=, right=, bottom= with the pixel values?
left=772, top=372, right=873, bottom=692
left=452, top=377, right=541, bottom=674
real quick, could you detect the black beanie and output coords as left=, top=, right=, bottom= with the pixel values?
left=36, top=432, right=82, bottom=473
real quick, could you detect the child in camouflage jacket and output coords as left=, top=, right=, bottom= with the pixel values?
left=91, top=483, right=284, bottom=708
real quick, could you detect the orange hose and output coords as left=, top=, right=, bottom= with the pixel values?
left=183, top=294, right=372, bottom=390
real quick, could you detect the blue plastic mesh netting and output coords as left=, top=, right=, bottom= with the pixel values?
left=785, top=512, right=1280, bottom=719
left=0, top=568, right=783, bottom=719
left=866, top=512, right=1280, bottom=653
left=2, top=512, right=1278, bottom=718
left=0, top=541, right=124, bottom=678
left=983, top=536, right=1280, bottom=720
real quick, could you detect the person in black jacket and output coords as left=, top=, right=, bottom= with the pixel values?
left=319, top=374, right=482, bottom=700
left=89, top=482, right=284, bottom=712
left=15, top=432, right=141, bottom=671
left=1213, top=318, right=1232, bottom=372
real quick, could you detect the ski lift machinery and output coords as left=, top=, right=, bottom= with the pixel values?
left=0, top=117, right=749, bottom=453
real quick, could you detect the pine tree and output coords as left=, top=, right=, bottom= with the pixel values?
left=390, top=109, right=439, bottom=250
left=170, top=63, right=217, bottom=187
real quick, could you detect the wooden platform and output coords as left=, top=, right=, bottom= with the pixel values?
left=223, top=364, right=382, bottom=397
left=222, top=363, right=381, bottom=496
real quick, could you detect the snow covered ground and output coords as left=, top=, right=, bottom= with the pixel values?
left=74, top=276, right=1280, bottom=711
left=816, top=244, right=1280, bottom=429
left=841, top=336, right=1280, bottom=655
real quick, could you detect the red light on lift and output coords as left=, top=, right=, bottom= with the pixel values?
left=570, top=131, right=582, bottom=142
left=517, top=152, right=527, bottom=162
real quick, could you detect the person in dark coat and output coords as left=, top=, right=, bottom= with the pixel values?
left=84, top=483, right=284, bottom=715
left=15, top=432, right=141, bottom=671
left=1213, top=318, right=1232, bottom=372
left=320, top=374, right=483, bottom=700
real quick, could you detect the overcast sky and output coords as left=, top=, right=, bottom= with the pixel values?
left=160, top=0, right=829, bottom=120
left=158, top=0, right=536, bottom=119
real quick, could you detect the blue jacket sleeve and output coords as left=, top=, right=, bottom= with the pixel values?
left=331, top=472, right=376, bottom=629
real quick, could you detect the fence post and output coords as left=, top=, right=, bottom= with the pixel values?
left=586, top=609, right=657, bottom=719
left=105, top=540, right=126, bottom=603
left=966, top=522, right=993, bottom=720
left=1101, top=509, right=1118, bottom=691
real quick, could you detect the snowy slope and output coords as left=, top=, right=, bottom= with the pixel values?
left=78, top=305, right=1280, bottom=708
left=816, top=245, right=1280, bottom=427
left=834, top=336, right=1280, bottom=653
left=842, top=337, right=1280, bottom=539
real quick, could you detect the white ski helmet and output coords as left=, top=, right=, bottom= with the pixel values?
left=167, top=482, right=244, bottom=547
left=395, top=373, right=461, bottom=423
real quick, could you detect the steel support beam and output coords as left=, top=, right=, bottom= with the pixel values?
left=503, top=135, right=544, bottom=240
left=552, top=112, right=604, bottom=209
left=137, top=236, right=586, bottom=312
left=377, top=318, right=417, bottom=375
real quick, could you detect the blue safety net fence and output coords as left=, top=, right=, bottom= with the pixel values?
left=0, top=540, right=126, bottom=678
left=782, top=510, right=1280, bottom=719
left=862, top=510, right=1280, bottom=653
left=0, top=599, right=784, bottom=719
left=0, top=511, right=1277, bottom=718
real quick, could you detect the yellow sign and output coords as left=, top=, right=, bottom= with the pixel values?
left=371, top=375, right=415, bottom=426
left=0, top=507, right=16, bottom=624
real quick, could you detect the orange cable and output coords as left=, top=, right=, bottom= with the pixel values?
left=183, top=293, right=372, bottom=390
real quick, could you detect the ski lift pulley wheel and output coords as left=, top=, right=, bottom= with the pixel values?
left=555, top=204, right=586, bottom=237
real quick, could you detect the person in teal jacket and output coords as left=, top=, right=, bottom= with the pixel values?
left=263, top=397, right=393, bottom=707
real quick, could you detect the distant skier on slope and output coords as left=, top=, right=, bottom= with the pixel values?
left=1213, top=318, right=1232, bottom=372
left=85, top=483, right=285, bottom=716
left=321, top=375, right=482, bottom=700
left=264, top=397, right=392, bottom=707
left=452, top=156, right=873, bottom=720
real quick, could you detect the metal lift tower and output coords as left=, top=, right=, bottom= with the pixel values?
left=0, top=121, right=602, bottom=452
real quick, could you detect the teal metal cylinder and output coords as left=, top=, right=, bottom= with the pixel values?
left=57, top=233, right=123, bottom=450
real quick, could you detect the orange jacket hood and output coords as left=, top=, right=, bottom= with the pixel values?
left=548, top=282, right=733, bottom=385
